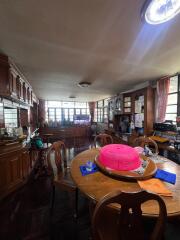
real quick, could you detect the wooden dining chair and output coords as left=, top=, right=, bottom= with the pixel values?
left=47, top=141, right=78, bottom=218
left=133, top=136, right=159, bottom=155
left=94, top=133, right=113, bottom=148
left=92, top=190, right=167, bottom=240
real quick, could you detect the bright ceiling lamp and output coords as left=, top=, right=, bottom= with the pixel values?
left=142, top=0, right=180, bottom=24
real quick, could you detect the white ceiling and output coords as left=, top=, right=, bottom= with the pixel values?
left=0, top=0, right=180, bottom=101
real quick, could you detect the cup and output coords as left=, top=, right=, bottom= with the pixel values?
left=86, top=161, right=93, bottom=171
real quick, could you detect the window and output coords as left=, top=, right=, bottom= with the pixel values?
left=94, top=98, right=110, bottom=123
left=94, top=103, right=98, bottom=122
left=46, top=101, right=90, bottom=124
left=165, top=76, right=178, bottom=123
left=4, top=108, right=18, bottom=129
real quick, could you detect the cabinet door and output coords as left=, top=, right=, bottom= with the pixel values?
left=27, top=87, right=30, bottom=104
left=0, top=158, right=8, bottom=194
left=22, top=150, right=30, bottom=179
left=6, top=152, right=23, bottom=187
left=123, top=96, right=132, bottom=113
left=8, top=69, right=17, bottom=98
left=23, top=82, right=27, bottom=102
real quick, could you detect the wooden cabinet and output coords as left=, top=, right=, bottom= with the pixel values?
left=0, top=142, right=31, bottom=200
left=108, top=98, right=114, bottom=129
left=0, top=53, right=36, bottom=106
left=8, top=67, right=18, bottom=98
left=106, top=86, right=154, bottom=142
left=114, top=95, right=123, bottom=115
left=133, top=87, right=154, bottom=136
left=123, top=94, right=132, bottom=114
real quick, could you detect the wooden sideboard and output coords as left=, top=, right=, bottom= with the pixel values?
left=39, top=126, right=91, bottom=142
left=0, top=141, right=31, bottom=200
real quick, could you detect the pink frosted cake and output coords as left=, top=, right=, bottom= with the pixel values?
left=99, top=144, right=141, bottom=171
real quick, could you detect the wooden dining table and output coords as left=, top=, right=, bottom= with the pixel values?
left=70, top=148, right=180, bottom=218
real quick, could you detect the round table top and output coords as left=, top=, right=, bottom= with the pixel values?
left=70, top=148, right=180, bottom=218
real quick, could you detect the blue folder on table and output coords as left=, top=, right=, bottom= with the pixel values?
left=154, top=169, right=176, bottom=184
left=80, top=163, right=99, bottom=176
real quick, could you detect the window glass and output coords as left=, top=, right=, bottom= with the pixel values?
left=98, top=100, right=103, bottom=107
left=81, top=109, right=86, bottom=114
left=167, top=93, right=178, bottom=105
left=94, top=108, right=97, bottom=122
left=49, top=116, right=55, bottom=121
left=76, top=109, right=80, bottom=114
left=47, top=101, right=61, bottom=107
left=46, top=101, right=90, bottom=124
left=124, top=97, right=131, bottom=102
left=56, top=109, right=61, bottom=121
left=64, top=109, right=69, bottom=120
left=69, top=109, right=74, bottom=115
left=62, top=101, right=74, bottom=108
left=49, top=108, right=55, bottom=113
left=166, top=105, right=177, bottom=113
left=165, top=114, right=177, bottom=122
left=4, top=108, right=18, bottom=128
left=104, top=99, right=109, bottom=107
left=75, top=102, right=87, bottom=108
left=169, top=76, right=178, bottom=93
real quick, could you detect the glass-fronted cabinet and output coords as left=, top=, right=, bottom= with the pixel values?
left=123, top=95, right=132, bottom=113
left=114, top=95, right=123, bottom=114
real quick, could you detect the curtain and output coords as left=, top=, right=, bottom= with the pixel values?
left=88, top=102, right=96, bottom=123
left=156, top=76, right=170, bottom=123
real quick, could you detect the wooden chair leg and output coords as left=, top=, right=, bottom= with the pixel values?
left=50, top=185, right=55, bottom=215
left=73, top=188, right=78, bottom=219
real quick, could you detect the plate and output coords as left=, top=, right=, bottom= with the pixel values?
left=94, top=154, right=157, bottom=180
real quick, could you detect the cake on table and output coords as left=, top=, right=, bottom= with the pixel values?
left=99, top=144, right=141, bottom=171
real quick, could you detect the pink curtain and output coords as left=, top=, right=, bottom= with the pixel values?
left=156, top=76, right=170, bottom=123
left=88, top=102, right=96, bottom=123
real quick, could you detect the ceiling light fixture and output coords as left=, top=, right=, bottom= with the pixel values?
left=141, top=0, right=180, bottom=25
left=77, top=81, right=91, bottom=88
left=69, top=95, right=76, bottom=99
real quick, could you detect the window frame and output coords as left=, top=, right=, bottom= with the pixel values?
left=165, top=75, right=179, bottom=123
left=46, top=101, right=90, bottom=123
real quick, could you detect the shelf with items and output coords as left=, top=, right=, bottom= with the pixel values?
left=132, top=87, right=154, bottom=137
left=114, top=94, right=123, bottom=115
left=123, top=94, right=132, bottom=114
left=111, top=87, right=154, bottom=138
left=108, top=98, right=114, bottom=129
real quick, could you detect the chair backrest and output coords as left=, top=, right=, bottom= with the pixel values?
left=47, top=141, right=67, bottom=171
left=133, top=136, right=159, bottom=155
left=94, top=134, right=113, bottom=148
left=92, top=190, right=167, bottom=240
